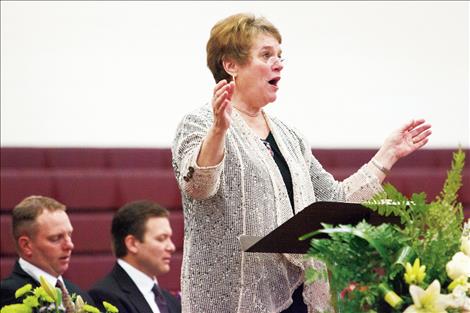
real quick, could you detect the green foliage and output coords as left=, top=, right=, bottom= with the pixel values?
left=1, top=281, right=119, bottom=313
left=366, top=149, right=465, bottom=285
left=306, top=222, right=407, bottom=312
left=305, top=149, right=466, bottom=312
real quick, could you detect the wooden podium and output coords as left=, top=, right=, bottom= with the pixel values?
left=239, top=201, right=397, bottom=254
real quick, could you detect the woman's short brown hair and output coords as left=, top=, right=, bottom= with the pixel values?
left=206, top=13, right=282, bottom=83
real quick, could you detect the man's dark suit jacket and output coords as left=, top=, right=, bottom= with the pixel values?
left=0, top=260, right=94, bottom=307
left=89, top=263, right=181, bottom=313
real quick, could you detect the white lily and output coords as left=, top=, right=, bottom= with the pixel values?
left=446, top=252, right=470, bottom=280
left=462, top=219, right=470, bottom=256
left=442, top=285, right=470, bottom=311
left=462, top=237, right=470, bottom=257
left=403, top=280, right=449, bottom=313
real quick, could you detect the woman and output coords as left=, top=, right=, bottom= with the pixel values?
left=172, top=13, right=431, bottom=313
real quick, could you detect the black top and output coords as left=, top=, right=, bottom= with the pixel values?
left=261, top=132, right=295, bottom=214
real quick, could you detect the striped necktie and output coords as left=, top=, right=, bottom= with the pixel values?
left=56, top=279, right=74, bottom=313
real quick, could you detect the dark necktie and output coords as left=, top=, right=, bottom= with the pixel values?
left=56, top=279, right=74, bottom=313
left=152, top=284, right=169, bottom=313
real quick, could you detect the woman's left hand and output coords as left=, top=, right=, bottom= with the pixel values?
left=379, top=119, right=432, bottom=167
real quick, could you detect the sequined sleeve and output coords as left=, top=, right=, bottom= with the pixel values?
left=295, top=128, right=383, bottom=203
left=172, top=108, right=224, bottom=200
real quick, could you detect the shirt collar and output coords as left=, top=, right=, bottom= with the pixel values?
left=117, top=259, right=159, bottom=292
left=18, top=258, right=63, bottom=287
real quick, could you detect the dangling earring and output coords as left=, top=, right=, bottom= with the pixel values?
left=231, top=73, right=237, bottom=84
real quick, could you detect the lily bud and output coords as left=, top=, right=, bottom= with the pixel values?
left=379, top=283, right=403, bottom=309
left=404, top=258, right=426, bottom=285
left=39, top=276, right=58, bottom=303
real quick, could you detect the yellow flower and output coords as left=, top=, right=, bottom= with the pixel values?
left=14, top=284, right=32, bottom=299
left=103, top=301, right=119, bottom=313
left=403, top=280, right=449, bottom=313
left=82, top=304, right=101, bottom=313
left=33, top=287, right=54, bottom=303
left=22, top=295, right=39, bottom=308
left=0, top=304, right=32, bottom=313
left=38, top=276, right=58, bottom=303
left=75, top=295, right=85, bottom=311
left=405, top=258, right=426, bottom=285
left=448, top=275, right=470, bottom=292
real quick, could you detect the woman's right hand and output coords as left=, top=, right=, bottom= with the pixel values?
left=211, top=79, right=235, bottom=132
left=196, top=80, right=235, bottom=168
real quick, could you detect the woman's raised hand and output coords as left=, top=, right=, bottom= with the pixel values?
left=196, top=80, right=235, bottom=167
left=375, top=119, right=432, bottom=171
left=211, top=79, right=235, bottom=132
left=386, top=119, right=432, bottom=160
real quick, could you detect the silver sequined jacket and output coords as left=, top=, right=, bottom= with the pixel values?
left=172, top=103, right=383, bottom=313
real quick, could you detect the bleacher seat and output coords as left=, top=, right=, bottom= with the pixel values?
left=68, top=213, right=114, bottom=254
left=0, top=170, right=55, bottom=210
left=108, top=148, right=172, bottom=169
left=0, top=148, right=46, bottom=168
left=170, top=210, right=184, bottom=251
left=62, top=255, right=116, bottom=290
left=53, top=170, right=118, bottom=210
left=116, top=169, right=181, bottom=210
left=46, top=148, right=108, bottom=168
left=0, top=215, right=15, bottom=257
left=1, top=147, right=469, bottom=295
left=158, top=252, right=183, bottom=293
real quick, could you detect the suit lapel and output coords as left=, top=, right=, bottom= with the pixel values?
left=112, top=264, right=154, bottom=313
left=11, top=261, right=40, bottom=287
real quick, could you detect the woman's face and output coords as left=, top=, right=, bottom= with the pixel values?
left=235, top=33, right=283, bottom=108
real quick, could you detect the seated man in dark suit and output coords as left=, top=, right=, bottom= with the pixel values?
left=0, top=195, right=94, bottom=307
left=89, top=200, right=181, bottom=313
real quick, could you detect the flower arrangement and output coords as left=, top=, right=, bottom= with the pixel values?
left=302, top=149, right=469, bottom=313
left=0, top=276, right=118, bottom=313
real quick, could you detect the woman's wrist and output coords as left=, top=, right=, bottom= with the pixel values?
left=209, top=124, right=228, bottom=137
left=373, top=148, right=398, bottom=173
left=371, top=158, right=391, bottom=175
left=197, top=126, right=226, bottom=167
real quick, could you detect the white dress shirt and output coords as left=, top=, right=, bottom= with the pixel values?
left=117, top=259, right=162, bottom=313
left=18, top=258, right=66, bottom=289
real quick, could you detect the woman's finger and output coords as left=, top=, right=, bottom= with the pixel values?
left=212, top=86, right=229, bottom=110
left=214, top=91, right=228, bottom=114
left=412, top=129, right=432, bottom=144
left=401, top=118, right=426, bottom=132
left=213, top=79, right=227, bottom=96
left=409, top=124, right=432, bottom=137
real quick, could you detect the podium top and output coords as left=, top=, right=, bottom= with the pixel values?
left=239, top=201, right=396, bottom=254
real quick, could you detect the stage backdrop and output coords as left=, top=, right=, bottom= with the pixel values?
left=1, top=1, right=468, bottom=148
